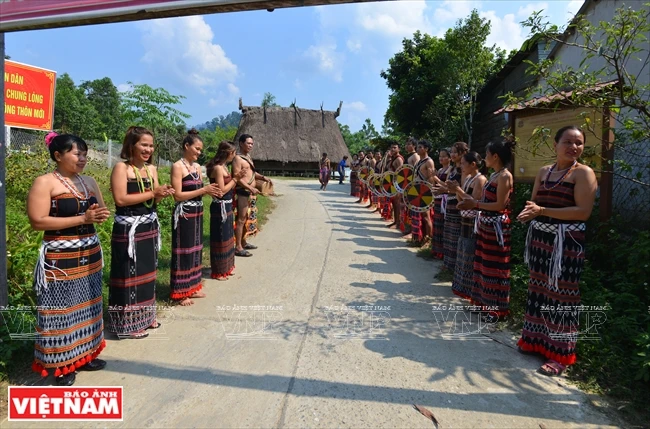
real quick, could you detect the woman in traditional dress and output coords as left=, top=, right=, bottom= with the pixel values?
left=436, top=142, right=468, bottom=271
left=516, top=126, right=597, bottom=377
left=108, top=126, right=175, bottom=339
left=170, top=129, right=221, bottom=305
left=319, top=153, right=331, bottom=191
left=431, top=149, right=451, bottom=259
left=350, top=154, right=360, bottom=198
left=458, top=139, right=515, bottom=322
left=27, top=133, right=110, bottom=386
left=206, top=141, right=247, bottom=280
left=447, top=151, right=487, bottom=300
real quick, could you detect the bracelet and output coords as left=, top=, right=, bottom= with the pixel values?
left=540, top=206, right=545, bottom=216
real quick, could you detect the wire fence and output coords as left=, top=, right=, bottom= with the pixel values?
left=611, top=138, right=650, bottom=226
left=5, top=127, right=172, bottom=167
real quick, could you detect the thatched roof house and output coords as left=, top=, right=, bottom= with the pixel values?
left=234, top=99, right=351, bottom=176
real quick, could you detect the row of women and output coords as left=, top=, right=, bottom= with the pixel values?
left=348, top=126, right=598, bottom=377
left=26, top=127, right=262, bottom=386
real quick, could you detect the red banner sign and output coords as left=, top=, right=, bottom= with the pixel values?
left=3, top=60, right=56, bottom=131
left=8, top=386, right=123, bottom=421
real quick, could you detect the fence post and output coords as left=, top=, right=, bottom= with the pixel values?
left=5, top=126, right=10, bottom=151
left=108, top=139, right=112, bottom=168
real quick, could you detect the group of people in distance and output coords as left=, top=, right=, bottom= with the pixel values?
left=347, top=126, right=597, bottom=378
left=26, top=128, right=271, bottom=386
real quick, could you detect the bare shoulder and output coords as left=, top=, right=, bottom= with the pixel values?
left=575, top=163, right=596, bottom=179
left=539, top=164, right=553, bottom=175
left=33, top=173, right=55, bottom=187
left=112, top=161, right=127, bottom=173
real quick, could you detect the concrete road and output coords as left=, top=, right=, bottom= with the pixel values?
left=3, top=180, right=622, bottom=428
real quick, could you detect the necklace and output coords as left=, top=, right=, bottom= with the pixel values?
left=132, top=164, right=154, bottom=208
left=542, top=161, right=577, bottom=191
left=463, top=172, right=481, bottom=192
left=181, top=158, right=200, bottom=181
left=53, top=170, right=89, bottom=200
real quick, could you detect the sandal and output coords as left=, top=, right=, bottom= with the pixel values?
left=243, top=243, right=258, bottom=250
left=121, top=331, right=149, bottom=340
left=538, top=360, right=566, bottom=377
left=56, top=373, right=76, bottom=386
left=235, top=249, right=253, bottom=257
left=146, top=321, right=162, bottom=330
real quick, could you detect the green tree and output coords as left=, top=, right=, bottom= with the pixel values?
left=53, top=73, right=102, bottom=139
left=121, top=82, right=190, bottom=163
left=80, top=77, right=123, bottom=140
left=381, top=11, right=505, bottom=146
left=261, top=92, right=279, bottom=108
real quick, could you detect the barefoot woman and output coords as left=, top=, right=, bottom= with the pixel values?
left=170, top=129, right=220, bottom=305
left=516, top=126, right=597, bottom=377
left=27, top=133, right=110, bottom=386
left=109, top=126, right=175, bottom=339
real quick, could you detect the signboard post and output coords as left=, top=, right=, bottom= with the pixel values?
left=1, top=33, right=7, bottom=308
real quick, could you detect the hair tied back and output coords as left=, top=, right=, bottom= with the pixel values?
left=45, top=132, right=58, bottom=147
left=188, top=128, right=200, bottom=135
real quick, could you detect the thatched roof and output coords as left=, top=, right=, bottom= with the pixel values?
left=234, top=99, right=351, bottom=163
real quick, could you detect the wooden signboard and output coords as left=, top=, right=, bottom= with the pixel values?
left=512, top=107, right=603, bottom=182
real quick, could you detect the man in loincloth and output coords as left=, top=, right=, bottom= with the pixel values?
left=232, top=134, right=272, bottom=257
left=354, top=150, right=366, bottom=203
left=402, top=137, right=419, bottom=238
left=387, top=141, right=404, bottom=229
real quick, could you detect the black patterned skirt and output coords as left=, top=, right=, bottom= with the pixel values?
left=210, top=198, right=235, bottom=278
left=517, top=222, right=585, bottom=365
left=32, top=237, right=105, bottom=377
left=108, top=213, right=159, bottom=335
left=471, top=215, right=511, bottom=316
left=170, top=201, right=204, bottom=300
left=350, top=172, right=360, bottom=197
left=431, top=198, right=445, bottom=259
left=452, top=216, right=477, bottom=300
left=443, top=198, right=461, bottom=271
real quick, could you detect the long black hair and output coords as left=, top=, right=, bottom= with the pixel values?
left=485, top=138, right=516, bottom=167
left=205, top=141, right=236, bottom=177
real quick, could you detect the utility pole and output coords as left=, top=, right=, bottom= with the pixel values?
left=0, top=32, right=8, bottom=307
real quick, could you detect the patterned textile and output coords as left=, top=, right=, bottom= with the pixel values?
left=431, top=167, right=450, bottom=259
left=518, top=181, right=585, bottom=365
left=452, top=213, right=478, bottom=300
left=32, top=193, right=105, bottom=377
left=319, top=167, right=330, bottom=185
left=381, top=197, right=392, bottom=219
left=234, top=192, right=258, bottom=238
left=410, top=210, right=422, bottom=242
left=471, top=180, right=512, bottom=317
left=108, top=179, right=158, bottom=336
left=443, top=169, right=462, bottom=271
left=400, top=205, right=411, bottom=233
left=210, top=176, right=235, bottom=279
left=350, top=171, right=360, bottom=197
left=170, top=175, right=204, bottom=300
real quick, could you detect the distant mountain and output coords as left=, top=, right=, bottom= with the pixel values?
left=194, top=111, right=242, bottom=130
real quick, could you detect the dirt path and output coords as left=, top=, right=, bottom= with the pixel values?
left=2, top=179, right=622, bottom=428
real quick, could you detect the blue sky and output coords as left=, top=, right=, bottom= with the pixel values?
left=7, top=0, right=583, bottom=132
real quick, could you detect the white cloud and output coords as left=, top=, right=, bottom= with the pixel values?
left=304, top=42, right=343, bottom=82
left=294, top=79, right=303, bottom=90
left=481, top=10, right=528, bottom=52
left=357, top=0, right=431, bottom=38
left=139, top=16, right=237, bottom=89
left=567, top=0, right=584, bottom=18
left=227, top=83, right=240, bottom=96
left=343, top=101, right=367, bottom=111
left=517, top=2, right=548, bottom=19
left=208, top=98, right=219, bottom=107
left=433, top=0, right=481, bottom=24
left=347, top=39, right=362, bottom=53
left=117, top=83, right=132, bottom=93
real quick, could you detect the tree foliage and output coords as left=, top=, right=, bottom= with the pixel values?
left=261, top=92, right=279, bottom=108
left=381, top=10, right=507, bottom=146
left=79, top=77, right=123, bottom=140
left=53, top=73, right=103, bottom=140
left=503, top=3, right=650, bottom=188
